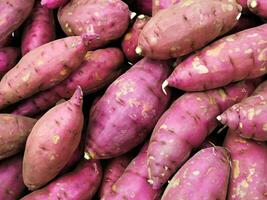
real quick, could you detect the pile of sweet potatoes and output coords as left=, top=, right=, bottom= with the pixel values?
left=0, top=0, right=266, bottom=199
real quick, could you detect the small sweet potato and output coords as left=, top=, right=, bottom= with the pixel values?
left=0, top=47, right=20, bottom=78
left=224, top=129, right=267, bottom=200
left=0, top=35, right=97, bottom=109
left=0, top=155, right=26, bottom=200
left=58, top=0, right=130, bottom=48
left=41, top=0, right=69, bottom=9
left=85, top=58, right=171, bottom=159
left=21, top=1, right=55, bottom=55
left=152, top=0, right=181, bottom=16
left=137, top=0, right=241, bottom=59
left=0, top=0, right=34, bottom=43
left=101, top=143, right=162, bottom=200
left=122, top=15, right=150, bottom=63
left=218, top=80, right=267, bottom=141
left=148, top=80, right=255, bottom=189
left=136, top=0, right=152, bottom=16
left=12, top=47, right=124, bottom=117
left=0, top=114, right=36, bottom=160
left=23, top=87, right=84, bottom=190
left=21, top=159, right=102, bottom=200
left=165, top=24, right=267, bottom=92
left=161, top=147, right=230, bottom=200
left=248, top=0, right=267, bottom=19
left=99, top=155, right=131, bottom=198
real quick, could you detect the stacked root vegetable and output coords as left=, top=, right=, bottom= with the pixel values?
left=0, top=0, right=267, bottom=199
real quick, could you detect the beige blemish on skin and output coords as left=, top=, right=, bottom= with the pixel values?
left=218, top=89, right=227, bottom=101
left=60, top=68, right=69, bottom=76
left=37, top=60, right=44, bottom=66
left=0, top=18, right=6, bottom=26
left=111, top=184, right=117, bottom=192
left=124, top=33, right=132, bottom=41
left=258, top=48, right=267, bottom=61
left=233, top=160, right=240, bottom=179
left=170, top=178, right=180, bottom=188
left=159, top=124, right=168, bottom=130
left=193, top=170, right=200, bottom=176
left=239, top=122, right=243, bottom=129
left=209, top=96, right=216, bottom=105
left=206, top=43, right=225, bottom=57
left=52, top=135, right=60, bottom=144
left=65, top=23, right=69, bottom=28
left=247, top=108, right=255, bottom=120
left=262, top=123, right=267, bottom=131
left=116, top=81, right=136, bottom=97
left=193, top=64, right=209, bottom=74
left=226, top=37, right=235, bottom=42
left=149, top=37, right=158, bottom=45
left=22, top=73, right=31, bottom=82
left=84, top=51, right=93, bottom=61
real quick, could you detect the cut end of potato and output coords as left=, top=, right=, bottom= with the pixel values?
left=135, top=46, right=143, bottom=55
left=162, top=80, right=168, bottom=95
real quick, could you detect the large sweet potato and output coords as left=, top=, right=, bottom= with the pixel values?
left=248, top=0, right=267, bottom=19
left=161, top=147, right=230, bottom=200
left=85, top=58, right=171, bottom=159
left=165, top=24, right=267, bottom=91
left=148, top=80, right=255, bottom=189
left=12, top=47, right=124, bottom=117
left=0, top=47, right=20, bottom=78
left=137, top=0, right=241, bottom=59
left=23, top=87, right=84, bottom=190
left=58, top=0, right=130, bottom=48
left=21, top=1, right=55, bottom=55
left=21, top=159, right=102, bottom=200
left=224, top=129, right=267, bottom=200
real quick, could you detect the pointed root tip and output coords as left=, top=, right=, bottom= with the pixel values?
left=70, top=86, right=83, bottom=105
left=135, top=46, right=143, bottom=55
left=162, top=80, right=168, bottom=95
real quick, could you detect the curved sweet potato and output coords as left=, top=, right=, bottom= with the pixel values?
left=152, top=0, right=181, bottom=16
left=148, top=80, right=255, bottom=189
left=224, top=129, right=267, bottom=200
left=0, top=47, right=20, bottom=78
left=85, top=58, right=171, bottom=159
left=248, top=0, right=267, bottom=19
left=23, top=87, right=84, bottom=190
left=41, top=0, right=69, bottom=9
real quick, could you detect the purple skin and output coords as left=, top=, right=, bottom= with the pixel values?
left=248, top=0, right=267, bottom=19
left=0, top=0, right=34, bottom=43
left=148, top=80, right=256, bottom=189
left=99, top=155, right=131, bottom=198
left=101, top=143, right=162, bottom=200
left=23, top=87, right=84, bottom=191
left=11, top=48, right=124, bottom=117
left=85, top=58, right=171, bottom=159
left=21, top=159, right=102, bottom=200
left=165, top=24, right=267, bottom=92
left=152, top=0, right=181, bottom=16
left=136, top=0, right=152, bottom=16
left=58, top=0, right=130, bottom=49
left=21, top=1, right=55, bottom=56
left=41, top=0, right=69, bottom=9
left=0, top=47, right=20, bottom=78
left=161, top=147, right=230, bottom=200
left=0, top=35, right=12, bottom=48
left=0, top=154, right=26, bottom=200
left=218, top=80, right=267, bottom=141
left=224, top=130, right=267, bottom=200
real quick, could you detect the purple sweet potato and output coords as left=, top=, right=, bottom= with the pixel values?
left=152, top=0, right=181, bottom=16
left=161, top=147, right=230, bottom=200
left=99, top=155, right=131, bottom=198
left=122, top=15, right=150, bottom=63
left=41, top=0, right=69, bottom=9
left=12, top=47, right=124, bottom=117
left=21, top=1, right=55, bottom=56
left=137, top=0, right=241, bottom=60
left=218, top=80, right=267, bottom=141
left=85, top=58, right=171, bottom=159
left=58, top=0, right=130, bottom=49
left=102, top=143, right=161, bottom=200
left=248, top=0, right=267, bottom=19
left=0, top=35, right=97, bottom=109
left=0, top=47, right=20, bottom=78
left=0, top=114, right=36, bottom=160
left=224, top=129, right=267, bottom=200
left=148, top=80, right=255, bottom=189
left=136, top=0, right=152, bottom=16
left=23, top=87, right=84, bottom=190
left=0, top=0, right=34, bottom=43
left=21, top=159, right=102, bottom=200
left=165, top=24, right=267, bottom=92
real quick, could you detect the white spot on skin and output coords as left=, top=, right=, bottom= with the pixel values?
left=193, top=170, right=200, bottom=176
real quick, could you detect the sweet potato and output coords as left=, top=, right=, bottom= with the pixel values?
left=41, top=0, right=69, bottom=9
left=23, top=87, right=84, bottom=190
left=218, top=80, right=267, bottom=141
left=164, top=24, right=267, bottom=92
left=224, top=129, right=267, bottom=200
left=161, top=147, right=230, bottom=200
left=136, top=0, right=152, bottom=16
left=21, top=159, right=102, bottom=200
left=0, top=114, right=36, bottom=160
left=85, top=58, right=171, bottom=159
left=0, top=0, right=34, bottom=43
left=248, top=0, right=267, bottom=19
left=148, top=80, right=255, bottom=189
left=58, top=0, right=130, bottom=49
left=152, top=0, right=181, bottom=16
left=12, top=47, right=124, bottom=117
left=0, top=47, right=20, bottom=78
left=99, top=155, right=131, bottom=198
left=122, top=15, right=150, bottom=63
left=137, top=0, right=241, bottom=59
left=0, top=155, right=26, bottom=200
left=0, top=35, right=97, bottom=109
left=21, top=1, right=55, bottom=56
left=101, top=143, right=162, bottom=200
